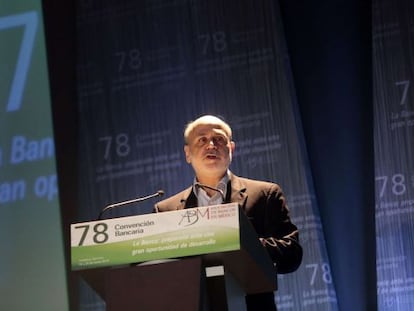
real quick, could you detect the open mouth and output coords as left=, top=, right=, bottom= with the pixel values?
left=205, top=153, right=218, bottom=159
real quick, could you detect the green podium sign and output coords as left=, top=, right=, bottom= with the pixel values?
left=71, top=203, right=240, bottom=270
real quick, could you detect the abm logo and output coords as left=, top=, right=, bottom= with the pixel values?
left=179, top=208, right=210, bottom=226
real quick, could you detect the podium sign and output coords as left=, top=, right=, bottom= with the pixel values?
left=71, top=203, right=240, bottom=270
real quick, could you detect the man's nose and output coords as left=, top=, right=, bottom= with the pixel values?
left=206, top=139, right=216, bottom=148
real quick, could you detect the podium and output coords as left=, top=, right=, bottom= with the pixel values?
left=71, top=204, right=276, bottom=310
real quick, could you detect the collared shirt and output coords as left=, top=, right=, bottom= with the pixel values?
left=193, top=172, right=229, bottom=207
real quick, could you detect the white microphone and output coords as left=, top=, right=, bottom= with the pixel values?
left=98, top=190, right=164, bottom=219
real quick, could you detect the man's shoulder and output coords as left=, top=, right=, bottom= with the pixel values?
left=155, top=187, right=192, bottom=211
left=232, top=174, right=280, bottom=190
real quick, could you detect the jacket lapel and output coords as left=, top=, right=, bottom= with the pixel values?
left=182, top=187, right=198, bottom=209
left=179, top=173, right=248, bottom=209
left=228, top=174, right=248, bottom=210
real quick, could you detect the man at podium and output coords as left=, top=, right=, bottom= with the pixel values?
left=155, top=115, right=302, bottom=311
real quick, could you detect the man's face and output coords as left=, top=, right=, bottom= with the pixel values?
left=184, top=123, right=235, bottom=179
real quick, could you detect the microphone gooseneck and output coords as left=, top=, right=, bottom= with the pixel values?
left=194, top=182, right=225, bottom=202
left=98, top=190, right=164, bottom=220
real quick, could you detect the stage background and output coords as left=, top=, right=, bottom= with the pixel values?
left=73, top=0, right=338, bottom=310
left=373, top=0, right=414, bottom=309
left=39, top=0, right=413, bottom=310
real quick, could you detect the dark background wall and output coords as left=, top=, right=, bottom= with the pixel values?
left=42, top=0, right=78, bottom=308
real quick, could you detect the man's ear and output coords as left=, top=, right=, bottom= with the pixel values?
left=184, top=145, right=191, bottom=163
left=230, top=141, right=235, bottom=153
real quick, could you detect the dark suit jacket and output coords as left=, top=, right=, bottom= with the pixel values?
left=155, top=172, right=302, bottom=274
left=155, top=173, right=302, bottom=310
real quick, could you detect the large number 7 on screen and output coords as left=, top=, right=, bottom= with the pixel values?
left=0, top=11, right=38, bottom=112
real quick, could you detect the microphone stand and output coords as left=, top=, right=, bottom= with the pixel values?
left=98, top=190, right=164, bottom=220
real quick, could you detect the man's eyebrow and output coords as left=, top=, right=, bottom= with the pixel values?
left=194, top=131, right=207, bottom=137
left=192, top=127, right=226, bottom=137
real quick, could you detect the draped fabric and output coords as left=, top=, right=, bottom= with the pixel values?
left=373, top=0, right=414, bottom=309
left=277, top=1, right=375, bottom=309
left=75, top=0, right=337, bottom=310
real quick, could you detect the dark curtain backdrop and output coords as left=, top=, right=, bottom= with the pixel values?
left=279, top=1, right=376, bottom=311
left=42, top=0, right=413, bottom=310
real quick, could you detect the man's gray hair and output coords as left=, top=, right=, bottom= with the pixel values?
left=184, top=115, right=232, bottom=144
